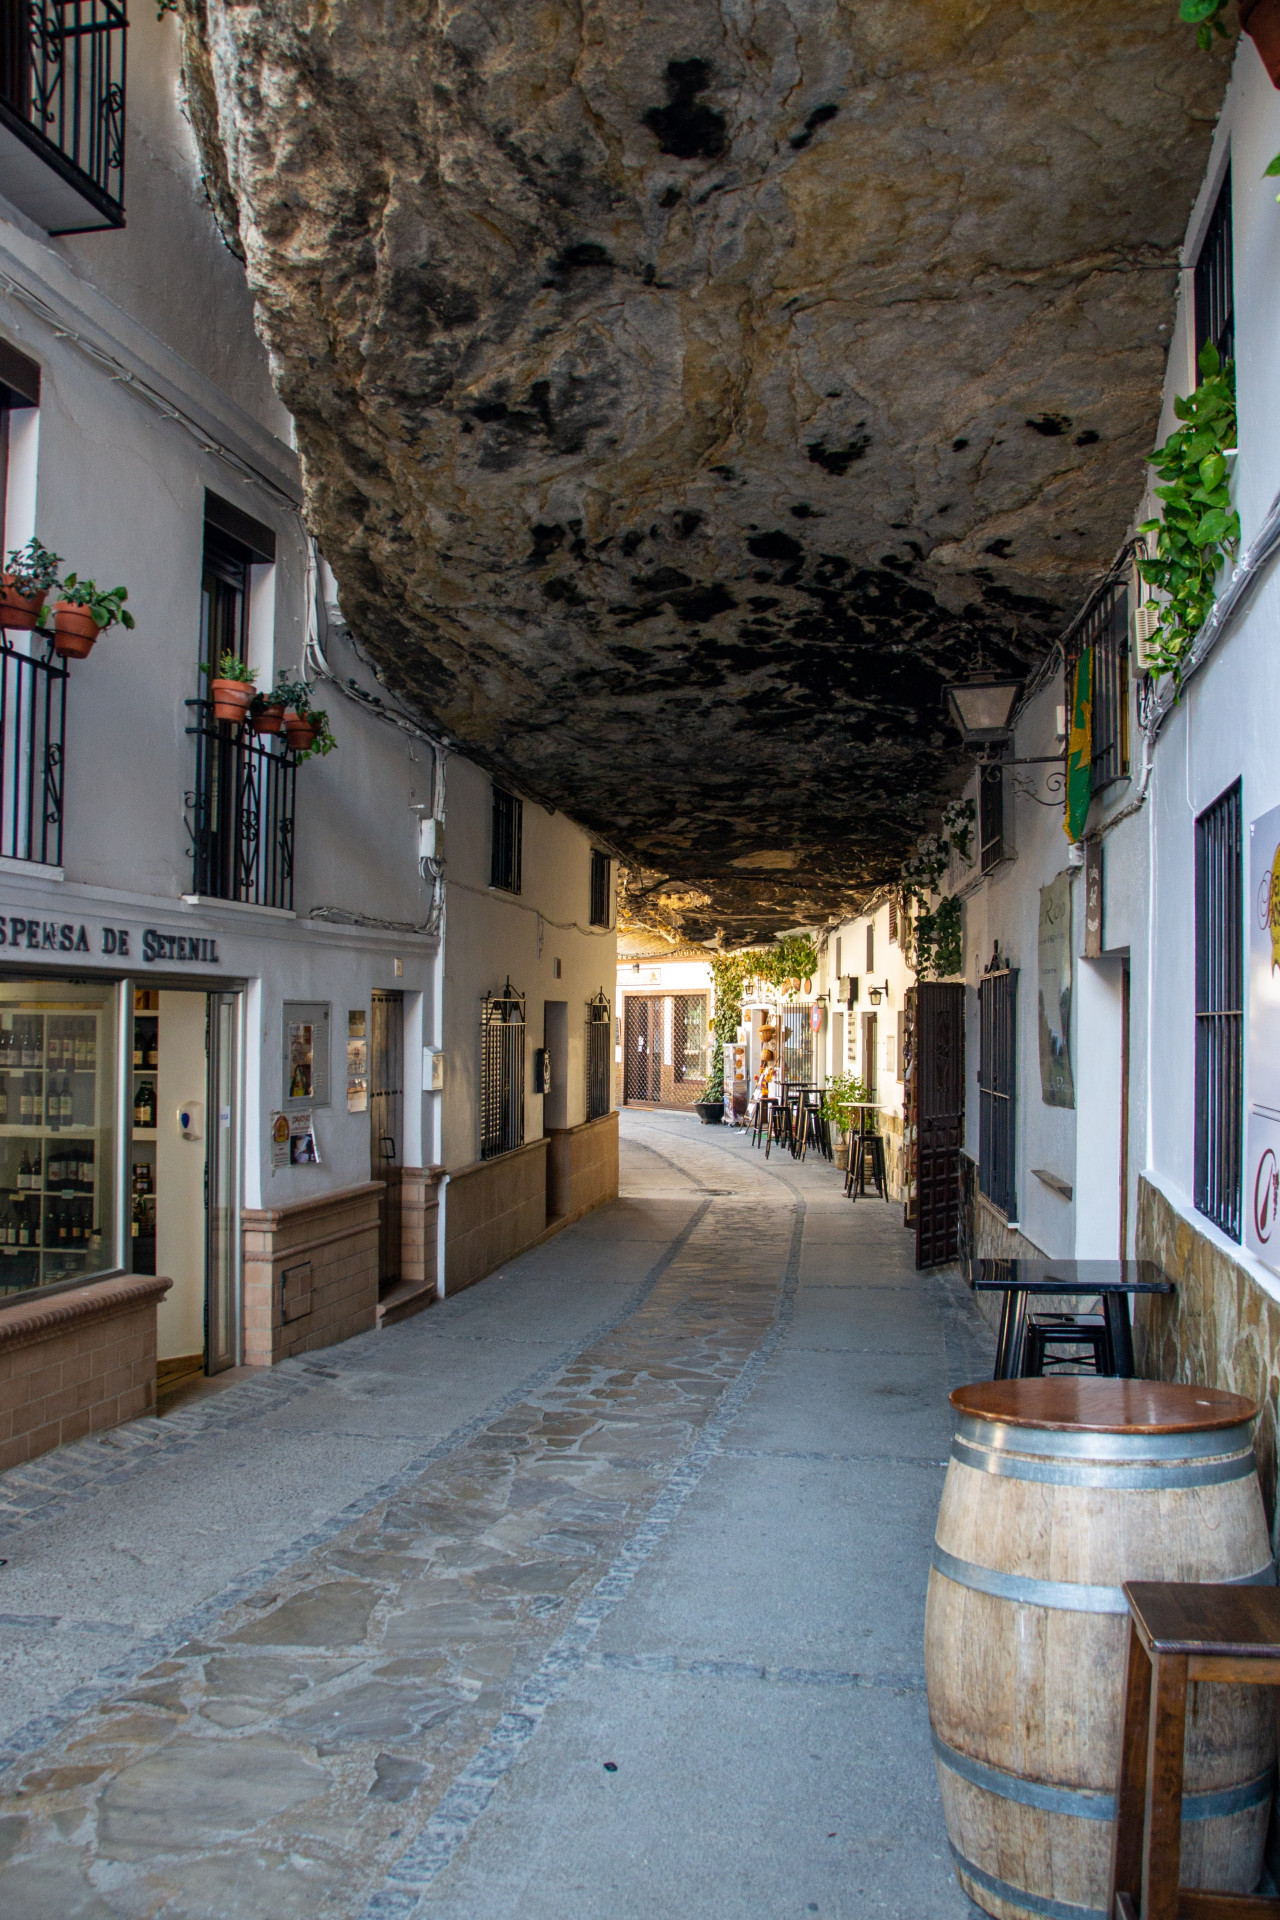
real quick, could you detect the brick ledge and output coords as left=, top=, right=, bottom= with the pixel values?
left=243, top=1180, right=385, bottom=1231
left=0, top=1274, right=172, bottom=1354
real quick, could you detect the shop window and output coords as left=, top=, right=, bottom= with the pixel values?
left=491, top=787, right=522, bottom=894
left=782, top=1005, right=814, bottom=1083
left=1194, top=781, right=1243, bottom=1241
left=978, top=964, right=1017, bottom=1218
left=1194, top=169, right=1234, bottom=370
left=481, top=980, right=525, bottom=1158
left=673, top=994, right=706, bottom=1083
left=0, top=977, right=118, bottom=1305
left=589, top=849, right=611, bottom=927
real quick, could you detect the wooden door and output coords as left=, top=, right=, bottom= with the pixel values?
left=913, top=982, right=966, bottom=1270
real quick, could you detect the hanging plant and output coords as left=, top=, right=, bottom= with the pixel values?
left=914, top=895, right=962, bottom=981
left=1136, top=342, right=1239, bottom=684
left=1181, top=3, right=1280, bottom=180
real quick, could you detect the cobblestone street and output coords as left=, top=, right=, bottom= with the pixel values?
left=0, top=1111, right=992, bottom=1919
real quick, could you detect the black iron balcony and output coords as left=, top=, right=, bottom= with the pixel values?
left=185, top=700, right=296, bottom=912
left=0, top=0, right=126, bottom=233
left=0, top=635, right=65, bottom=867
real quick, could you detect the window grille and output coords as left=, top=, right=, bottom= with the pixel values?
left=0, top=638, right=66, bottom=866
left=481, top=979, right=525, bottom=1159
left=861, top=1011, right=878, bottom=1099
left=1066, top=583, right=1130, bottom=791
left=889, top=899, right=898, bottom=945
left=1194, top=782, right=1242, bottom=1240
left=978, top=965, right=1017, bottom=1218
left=979, top=765, right=1005, bottom=873
left=866, top=923, right=875, bottom=973
left=673, top=994, right=706, bottom=1083
left=589, top=849, right=611, bottom=927
left=491, top=786, right=522, bottom=893
left=586, top=988, right=611, bottom=1120
left=782, top=1005, right=813, bottom=1082
left=1194, top=169, right=1234, bottom=370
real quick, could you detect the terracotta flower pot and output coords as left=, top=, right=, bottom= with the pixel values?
left=0, top=579, right=47, bottom=632
left=283, top=709, right=319, bottom=751
left=52, top=602, right=101, bottom=659
left=210, top=678, right=255, bottom=724
left=1241, top=0, right=1280, bottom=85
left=251, top=701, right=286, bottom=736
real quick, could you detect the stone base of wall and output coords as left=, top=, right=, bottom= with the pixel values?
left=444, top=1139, right=548, bottom=1296
left=1135, top=1175, right=1280, bottom=1529
left=376, top=1166, right=445, bottom=1326
left=0, top=1275, right=170, bottom=1472
left=242, top=1183, right=383, bottom=1366
left=961, top=1164, right=1050, bottom=1339
left=546, top=1111, right=619, bottom=1224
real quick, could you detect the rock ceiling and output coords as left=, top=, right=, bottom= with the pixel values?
left=185, top=0, right=1228, bottom=942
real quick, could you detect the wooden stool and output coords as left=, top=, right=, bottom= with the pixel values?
left=1110, top=1580, right=1280, bottom=1920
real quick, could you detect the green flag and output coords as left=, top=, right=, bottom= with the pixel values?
left=1064, top=648, right=1092, bottom=842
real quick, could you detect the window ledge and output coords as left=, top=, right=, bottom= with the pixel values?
left=0, top=855, right=63, bottom=881
left=181, top=895, right=296, bottom=920
left=1032, top=1167, right=1074, bottom=1202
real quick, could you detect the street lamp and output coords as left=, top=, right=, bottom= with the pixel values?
left=944, top=673, right=1022, bottom=749
left=867, top=979, right=889, bottom=1007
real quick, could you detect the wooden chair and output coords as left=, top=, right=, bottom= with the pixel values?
left=1110, top=1580, right=1280, bottom=1920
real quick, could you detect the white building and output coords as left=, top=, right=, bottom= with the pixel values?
left=614, top=940, right=713, bottom=1112
left=0, top=9, right=616, bottom=1471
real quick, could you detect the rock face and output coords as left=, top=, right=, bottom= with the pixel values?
left=187, top=0, right=1227, bottom=939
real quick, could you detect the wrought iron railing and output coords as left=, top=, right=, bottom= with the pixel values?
left=185, top=700, right=296, bottom=911
left=0, top=634, right=66, bottom=867
left=0, top=0, right=127, bottom=227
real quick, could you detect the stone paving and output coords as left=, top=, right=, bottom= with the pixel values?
left=0, top=1111, right=992, bottom=1918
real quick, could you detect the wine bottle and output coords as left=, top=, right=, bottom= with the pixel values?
left=73, top=1029, right=85, bottom=1071
left=17, top=1149, right=30, bottom=1191
left=132, top=1023, right=143, bottom=1069
left=46, top=1079, right=59, bottom=1131
left=60, top=1079, right=72, bottom=1124
left=146, top=1029, right=158, bottom=1069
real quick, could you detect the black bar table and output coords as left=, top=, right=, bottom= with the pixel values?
left=972, top=1259, right=1175, bottom=1379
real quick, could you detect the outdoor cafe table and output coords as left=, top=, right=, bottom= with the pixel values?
left=972, top=1258, right=1174, bottom=1379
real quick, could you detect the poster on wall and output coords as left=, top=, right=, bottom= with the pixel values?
left=1038, top=872, right=1075, bottom=1109
left=270, top=1109, right=321, bottom=1170
left=1245, top=804, right=1280, bottom=1272
left=347, top=1009, right=368, bottom=1113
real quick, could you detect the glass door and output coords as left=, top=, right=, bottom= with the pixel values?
left=205, top=990, right=241, bottom=1373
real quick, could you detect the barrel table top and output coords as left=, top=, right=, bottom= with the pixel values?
left=950, top=1378, right=1258, bottom=1434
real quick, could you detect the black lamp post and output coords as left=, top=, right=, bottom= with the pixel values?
left=944, top=674, right=1022, bottom=750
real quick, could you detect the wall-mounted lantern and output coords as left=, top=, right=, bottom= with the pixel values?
left=944, top=673, right=1022, bottom=750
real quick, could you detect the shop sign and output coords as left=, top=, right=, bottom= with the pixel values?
left=0, top=911, right=220, bottom=966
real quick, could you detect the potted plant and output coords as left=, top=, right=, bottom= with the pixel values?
left=294, top=707, right=337, bottom=760
left=694, top=1093, right=725, bottom=1124
left=205, top=649, right=257, bottom=722
left=0, top=539, right=62, bottom=631
left=52, top=576, right=135, bottom=659
left=249, top=693, right=286, bottom=736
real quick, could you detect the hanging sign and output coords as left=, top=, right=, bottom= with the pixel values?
left=809, top=1003, right=823, bottom=1032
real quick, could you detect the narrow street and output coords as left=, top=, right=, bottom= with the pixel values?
left=0, top=1111, right=992, bottom=1919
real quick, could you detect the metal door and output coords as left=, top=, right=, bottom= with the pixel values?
left=204, top=991, right=241, bottom=1373
left=623, top=996, right=661, bottom=1102
left=370, top=990, right=403, bottom=1289
left=912, top=982, right=966, bottom=1270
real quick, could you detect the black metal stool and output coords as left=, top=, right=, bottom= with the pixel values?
left=1024, top=1310, right=1112, bottom=1376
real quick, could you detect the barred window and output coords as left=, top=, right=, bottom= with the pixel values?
left=978, top=966, right=1017, bottom=1218
left=1067, top=583, right=1129, bottom=792
left=589, top=849, right=611, bottom=927
left=586, top=990, right=611, bottom=1120
left=1194, top=782, right=1243, bottom=1240
left=491, top=787, right=522, bottom=894
left=481, top=980, right=525, bottom=1159
left=1194, top=169, right=1234, bottom=370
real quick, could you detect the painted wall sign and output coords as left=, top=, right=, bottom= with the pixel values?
left=1037, top=872, right=1075, bottom=1109
left=0, top=912, right=219, bottom=965
left=1245, top=804, right=1280, bottom=1274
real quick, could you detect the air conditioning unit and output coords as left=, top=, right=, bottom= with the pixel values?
left=1131, top=602, right=1163, bottom=674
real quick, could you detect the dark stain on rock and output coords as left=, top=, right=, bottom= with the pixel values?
left=528, top=523, right=565, bottom=562
left=789, top=103, right=839, bottom=151
left=658, top=185, right=682, bottom=208
left=807, top=435, right=870, bottom=475
left=952, top=437, right=969, bottom=450
left=632, top=567, right=692, bottom=591
left=543, top=576, right=587, bottom=606
left=984, top=538, right=1014, bottom=557
left=642, top=59, right=727, bottom=161
left=552, top=242, right=613, bottom=274
left=1075, top=429, right=1100, bottom=446
left=674, top=510, right=705, bottom=538
left=747, top=531, right=804, bottom=563
left=1026, top=413, right=1071, bottom=436
left=790, top=503, right=823, bottom=519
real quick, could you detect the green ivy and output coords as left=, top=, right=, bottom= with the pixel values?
left=914, top=895, right=962, bottom=981
left=1179, top=0, right=1231, bottom=50
left=1137, top=342, right=1239, bottom=683
left=705, top=953, right=749, bottom=1102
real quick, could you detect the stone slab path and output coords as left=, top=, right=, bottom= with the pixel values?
left=0, top=1110, right=991, bottom=1918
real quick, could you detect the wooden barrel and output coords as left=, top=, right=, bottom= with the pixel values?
left=925, top=1379, right=1276, bottom=1920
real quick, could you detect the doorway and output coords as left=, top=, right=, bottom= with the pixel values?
left=909, top=982, right=966, bottom=1269
left=543, top=1002, right=569, bottom=1129
left=370, top=990, right=403, bottom=1294
left=623, top=996, right=662, bottom=1103
left=138, top=985, right=242, bottom=1387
